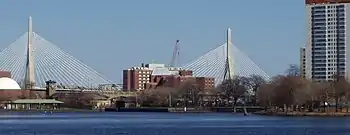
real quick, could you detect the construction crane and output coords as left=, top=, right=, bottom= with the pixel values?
left=170, top=40, right=180, bottom=67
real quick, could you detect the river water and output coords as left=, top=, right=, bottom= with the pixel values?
left=0, top=112, right=349, bottom=135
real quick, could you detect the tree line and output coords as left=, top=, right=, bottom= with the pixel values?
left=258, top=65, right=350, bottom=113
left=137, top=65, right=350, bottom=113
left=136, top=72, right=267, bottom=109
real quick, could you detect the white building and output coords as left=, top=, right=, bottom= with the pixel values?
left=305, top=0, right=350, bottom=81
left=0, top=77, right=21, bottom=90
left=300, top=47, right=306, bottom=78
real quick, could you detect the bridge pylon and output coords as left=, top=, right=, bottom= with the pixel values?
left=223, top=28, right=235, bottom=81
left=24, top=16, right=36, bottom=89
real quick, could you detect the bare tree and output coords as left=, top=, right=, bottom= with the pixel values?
left=262, top=74, right=310, bottom=112
left=331, top=75, right=350, bottom=112
left=345, top=85, right=350, bottom=113
left=53, top=92, right=96, bottom=109
left=302, top=82, right=319, bottom=112
left=248, top=75, right=267, bottom=105
left=313, top=82, right=332, bottom=112
left=293, top=79, right=312, bottom=111
left=274, top=65, right=309, bottom=111
left=138, top=87, right=176, bottom=107
left=256, top=83, right=275, bottom=109
left=176, top=80, right=201, bottom=107
left=219, top=76, right=249, bottom=109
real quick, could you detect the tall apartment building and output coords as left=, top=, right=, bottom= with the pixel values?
left=300, top=47, right=306, bottom=78
left=305, top=0, right=350, bottom=81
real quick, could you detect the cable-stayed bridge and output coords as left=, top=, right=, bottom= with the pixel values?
left=0, top=18, right=269, bottom=91
left=0, top=32, right=115, bottom=89
left=182, top=42, right=270, bottom=86
left=182, top=29, right=270, bottom=86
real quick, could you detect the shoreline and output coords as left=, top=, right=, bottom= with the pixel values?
left=3, top=107, right=350, bottom=117
left=254, top=111, right=350, bottom=117
left=0, top=108, right=99, bottom=114
left=105, top=106, right=263, bottom=113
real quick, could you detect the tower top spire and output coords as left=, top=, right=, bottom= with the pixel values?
left=28, top=16, right=32, bottom=30
left=226, top=28, right=232, bottom=44
left=28, top=16, right=33, bottom=45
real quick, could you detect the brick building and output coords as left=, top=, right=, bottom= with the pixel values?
left=195, top=77, right=215, bottom=90
left=122, top=66, right=152, bottom=91
left=0, top=72, right=31, bottom=101
left=123, top=63, right=215, bottom=91
left=146, top=75, right=215, bottom=90
left=0, top=71, right=11, bottom=78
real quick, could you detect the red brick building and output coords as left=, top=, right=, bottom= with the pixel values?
left=123, top=66, right=152, bottom=91
left=0, top=71, right=11, bottom=78
left=123, top=63, right=215, bottom=91
left=161, top=75, right=196, bottom=89
left=0, top=90, right=30, bottom=101
left=146, top=75, right=215, bottom=90
left=0, top=71, right=30, bottom=101
left=195, top=77, right=215, bottom=90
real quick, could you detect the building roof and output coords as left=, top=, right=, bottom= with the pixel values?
left=151, top=68, right=180, bottom=76
left=306, top=0, right=350, bottom=5
left=146, top=63, right=166, bottom=69
left=10, top=99, right=64, bottom=104
left=152, top=68, right=172, bottom=76
left=52, top=92, right=109, bottom=100
left=0, top=77, right=21, bottom=90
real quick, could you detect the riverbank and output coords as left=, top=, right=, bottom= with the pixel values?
left=105, top=107, right=215, bottom=113
left=0, top=108, right=99, bottom=114
left=254, top=111, right=350, bottom=117
left=105, top=106, right=264, bottom=113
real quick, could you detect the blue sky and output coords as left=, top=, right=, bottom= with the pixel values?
left=0, top=0, right=306, bottom=83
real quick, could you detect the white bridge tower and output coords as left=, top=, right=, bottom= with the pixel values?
left=223, top=28, right=235, bottom=81
left=24, top=16, right=36, bottom=89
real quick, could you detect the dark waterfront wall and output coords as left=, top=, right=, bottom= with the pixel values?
left=0, top=90, right=30, bottom=100
left=29, top=90, right=46, bottom=99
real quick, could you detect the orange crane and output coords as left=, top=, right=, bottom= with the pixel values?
left=170, top=40, right=180, bottom=67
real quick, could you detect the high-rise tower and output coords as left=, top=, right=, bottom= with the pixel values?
left=300, top=47, right=306, bottom=78
left=223, top=28, right=235, bottom=81
left=305, top=0, right=350, bottom=81
left=24, top=16, right=35, bottom=89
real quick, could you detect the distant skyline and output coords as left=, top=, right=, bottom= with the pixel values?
left=0, top=0, right=306, bottom=83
